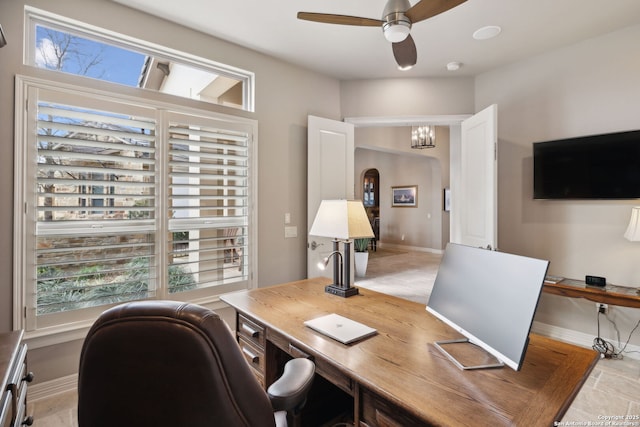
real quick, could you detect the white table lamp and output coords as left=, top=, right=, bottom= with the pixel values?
left=309, top=200, right=374, bottom=297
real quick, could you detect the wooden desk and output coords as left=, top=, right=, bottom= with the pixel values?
left=221, top=278, right=598, bottom=427
left=544, top=279, right=640, bottom=309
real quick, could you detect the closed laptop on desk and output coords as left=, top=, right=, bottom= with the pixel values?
left=304, top=313, right=377, bottom=344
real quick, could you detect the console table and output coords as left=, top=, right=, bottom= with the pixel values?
left=0, top=330, right=33, bottom=427
left=221, top=277, right=598, bottom=426
left=544, top=279, right=640, bottom=309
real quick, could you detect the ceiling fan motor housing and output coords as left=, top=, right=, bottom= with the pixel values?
left=382, top=0, right=412, bottom=42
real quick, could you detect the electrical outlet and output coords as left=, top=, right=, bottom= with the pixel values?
left=596, top=303, right=608, bottom=314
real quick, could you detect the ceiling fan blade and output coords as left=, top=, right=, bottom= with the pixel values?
left=406, top=0, right=467, bottom=24
left=297, top=12, right=382, bottom=27
left=392, top=34, right=417, bottom=68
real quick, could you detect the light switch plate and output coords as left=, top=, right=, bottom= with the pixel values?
left=284, top=226, right=297, bottom=238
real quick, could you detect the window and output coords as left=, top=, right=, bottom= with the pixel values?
left=15, top=76, right=257, bottom=337
left=25, top=6, right=254, bottom=111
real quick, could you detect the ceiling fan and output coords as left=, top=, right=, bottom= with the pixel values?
left=298, top=0, right=467, bottom=69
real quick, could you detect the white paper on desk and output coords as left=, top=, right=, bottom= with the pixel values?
left=304, top=313, right=377, bottom=344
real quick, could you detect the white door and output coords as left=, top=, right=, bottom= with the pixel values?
left=451, top=104, right=498, bottom=249
left=307, top=115, right=355, bottom=278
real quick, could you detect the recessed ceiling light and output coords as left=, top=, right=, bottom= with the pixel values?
left=446, top=61, right=462, bottom=71
left=473, top=25, right=501, bottom=40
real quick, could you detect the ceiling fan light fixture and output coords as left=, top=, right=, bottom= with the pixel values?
left=382, top=16, right=411, bottom=43
left=397, top=64, right=413, bottom=71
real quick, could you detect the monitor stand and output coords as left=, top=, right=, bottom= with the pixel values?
left=433, top=339, right=505, bottom=370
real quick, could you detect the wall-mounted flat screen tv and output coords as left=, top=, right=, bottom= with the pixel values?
left=426, top=243, right=549, bottom=371
left=533, top=130, right=640, bottom=199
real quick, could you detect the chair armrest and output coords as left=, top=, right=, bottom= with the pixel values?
left=267, top=358, right=315, bottom=413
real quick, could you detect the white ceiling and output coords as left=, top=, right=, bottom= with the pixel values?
left=114, top=0, right=640, bottom=80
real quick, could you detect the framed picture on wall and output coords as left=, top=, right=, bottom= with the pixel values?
left=392, top=186, right=417, bottom=207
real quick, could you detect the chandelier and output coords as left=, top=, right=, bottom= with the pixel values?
left=411, top=125, right=435, bottom=149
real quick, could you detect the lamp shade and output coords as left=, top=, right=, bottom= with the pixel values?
left=624, top=206, right=640, bottom=241
left=309, top=200, right=374, bottom=240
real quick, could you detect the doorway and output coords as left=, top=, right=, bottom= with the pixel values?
left=362, top=168, right=380, bottom=251
left=355, top=140, right=448, bottom=252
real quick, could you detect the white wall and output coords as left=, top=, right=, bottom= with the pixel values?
left=341, top=77, right=475, bottom=117
left=475, top=24, right=640, bottom=348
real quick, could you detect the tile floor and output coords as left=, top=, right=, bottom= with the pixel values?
left=30, top=249, right=640, bottom=426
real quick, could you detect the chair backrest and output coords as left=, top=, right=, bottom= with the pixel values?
left=78, top=300, right=275, bottom=427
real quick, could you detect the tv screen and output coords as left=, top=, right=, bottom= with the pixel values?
left=426, top=243, right=549, bottom=371
left=533, top=130, right=640, bottom=199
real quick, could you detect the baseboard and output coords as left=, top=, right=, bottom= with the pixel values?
left=532, top=321, right=640, bottom=360
left=29, top=374, right=77, bottom=402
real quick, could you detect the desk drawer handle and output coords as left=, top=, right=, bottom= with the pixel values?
left=242, top=347, right=260, bottom=364
left=241, top=323, right=260, bottom=338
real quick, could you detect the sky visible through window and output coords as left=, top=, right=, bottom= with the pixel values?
left=32, top=22, right=249, bottom=110
left=36, top=25, right=145, bottom=87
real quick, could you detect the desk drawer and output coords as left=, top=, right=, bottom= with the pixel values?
left=238, top=336, right=265, bottom=376
left=360, top=387, right=422, bottom=427
left=237, top=314, right=265, bottom=349
left=314, top=356, right=353, bottom=395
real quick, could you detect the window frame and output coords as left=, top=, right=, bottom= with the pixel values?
left=24, top=6, right=255, bottom=112
left=14, top=74, right=258, bottom=346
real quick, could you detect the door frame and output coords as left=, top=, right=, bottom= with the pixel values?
left=345, top=114, right=472, bottom=249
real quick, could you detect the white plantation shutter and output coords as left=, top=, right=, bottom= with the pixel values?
left=16, top=77, right=256, bottom=333
left=35, top=97, right=158, bottom=315
left=166, top=113, right=250, bottom=293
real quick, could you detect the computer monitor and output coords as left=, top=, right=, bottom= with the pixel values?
left=426, top=243, right=549, bottom=371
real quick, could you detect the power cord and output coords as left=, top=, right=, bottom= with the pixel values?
left=592, top=309, right=640, bottom=359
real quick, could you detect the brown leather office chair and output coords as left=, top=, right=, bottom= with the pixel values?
left=78, top=300, right=314, bottom=427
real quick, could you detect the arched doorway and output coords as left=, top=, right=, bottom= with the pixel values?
left=362, top=168, right=380, bottom=250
